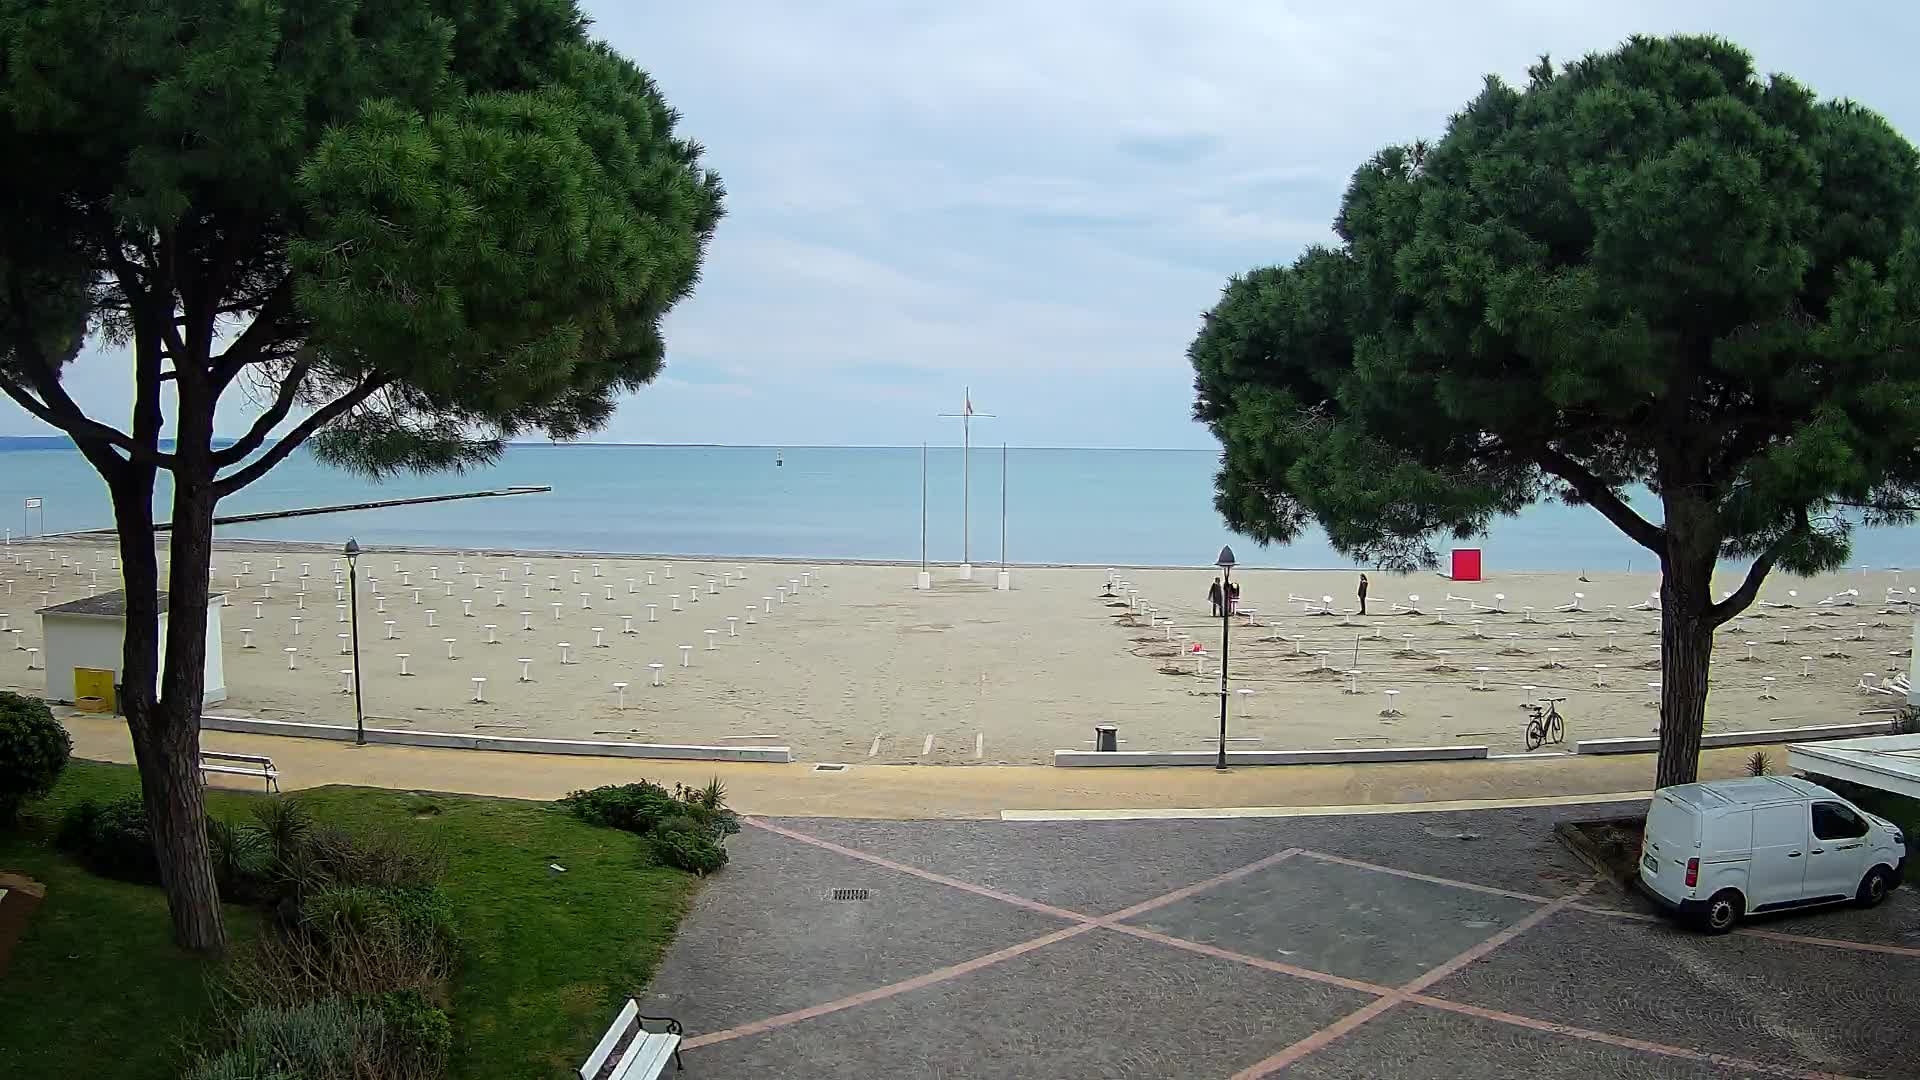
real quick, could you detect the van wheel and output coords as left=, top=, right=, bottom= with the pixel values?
left=1700, top=890, right=1743, bottom=934
left=1856, top=867, right=1893, bottom=908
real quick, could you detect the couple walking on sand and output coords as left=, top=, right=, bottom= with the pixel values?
left=1207, top=577, right=1241, bottom=617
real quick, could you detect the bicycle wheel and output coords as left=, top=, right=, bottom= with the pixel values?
left=1525, top=718, right=1545, bottom=752
left=1550, top=711, right=1564, bottom=745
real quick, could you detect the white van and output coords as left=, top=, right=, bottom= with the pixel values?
left=1639, top=776, right=1907, bottom=933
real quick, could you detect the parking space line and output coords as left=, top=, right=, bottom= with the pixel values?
left=1101, top=848, right=1302, bottom=922
left=721, top=818, right=1897, bottom=1077
left=1407, top=995, right=1865, bottom=1080
left=744, top=817, right=1087, bottom=923
left=1227, top=883, right=1595, bottom=1078
left=1569, top=902, right=1920, bottom=958
left=1107, top=923, right=1392, bottom=997
left=680, top=922, right=1098, bottom=1051
left=1731, top=926, right=1920, bottom=959
left=1298, top=850, right=1555, bottom=903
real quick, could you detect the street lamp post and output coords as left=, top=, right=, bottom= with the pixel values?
left=1216, top=544, right=1235, bottom=771
left=345, top=538, right=366, bottom=746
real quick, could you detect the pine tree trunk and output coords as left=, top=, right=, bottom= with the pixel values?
left=1654, top=500, right=1720, bottom=790
left=1655, top=604, right=1715, bottom=788
left=104, top=378, right=227, bottom=951
left=126, top=704, right=224, bottom=949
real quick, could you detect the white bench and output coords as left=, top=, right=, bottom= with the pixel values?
left=199, top=750, right=279, bottom=793
left=581, top=999, right=683, bottom=1079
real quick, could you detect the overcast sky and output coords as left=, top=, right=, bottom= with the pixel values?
left=8, top=1, right=1920, bottom=448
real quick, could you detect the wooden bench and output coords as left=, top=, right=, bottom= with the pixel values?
left=199, top=750, right=279, bottom=793
left=581, top=999, right=683, bottom=1079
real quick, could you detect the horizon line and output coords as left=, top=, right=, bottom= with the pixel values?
left=0, top=434, right=1221, bottom=454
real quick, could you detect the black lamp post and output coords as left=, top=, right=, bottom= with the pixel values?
left=344, top=538, right=365, bottom=745
left=1215, top=544, right=1235, bottom=771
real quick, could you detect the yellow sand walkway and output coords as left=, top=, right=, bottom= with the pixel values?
left=60, top=714, right=1767, bottom=820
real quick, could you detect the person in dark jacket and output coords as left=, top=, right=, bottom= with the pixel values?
left=1208, top=577, right=1223, bottom=617
left=1357, top=573, right=1369, bottom=616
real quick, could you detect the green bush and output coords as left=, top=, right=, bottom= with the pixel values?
left=565, top=778, right=737, bottom=874
left=372, top=988, right=452, bottom=1076
left=186, top=996, right=389, bottom=1080
left=208, top=817, right=271, bottom=903
left=558, top=780, right=680, bottom=833
left=649, top=820, right=728, bottom=875
left=55, top=795, right=159, bottom=883
left=0, top=691, right=71, bottom=824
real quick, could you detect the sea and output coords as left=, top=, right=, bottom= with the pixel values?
left=0, top=441, right=1914, bottom=572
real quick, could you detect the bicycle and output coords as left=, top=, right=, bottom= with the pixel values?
left=1523, top=697, right=1566, bottom=751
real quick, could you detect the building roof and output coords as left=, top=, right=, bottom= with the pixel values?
left=1788, top=733, right=1920, bottom=800
left=36, top=590, right=167, bottom=618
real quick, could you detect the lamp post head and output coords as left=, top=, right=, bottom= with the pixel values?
left=344, top=538, right=360, bottom=560
left=1216, top=545, right=1236, bottom=571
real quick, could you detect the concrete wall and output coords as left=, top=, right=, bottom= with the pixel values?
left=199, top=712, right=792, bottom=762
left=1054, top=745, right=1489, bottom=767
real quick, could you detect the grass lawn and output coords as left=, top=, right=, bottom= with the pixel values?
left=0, top=760, right=703, bottom=1080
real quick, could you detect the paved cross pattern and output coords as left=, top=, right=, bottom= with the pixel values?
left=648, top=806, right=1918, bottom=1078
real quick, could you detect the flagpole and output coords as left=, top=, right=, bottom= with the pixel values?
left=996, top=442, right=1011, bottom=591
left=962, top=386, right=971, bottom=572
left=938, top=388, right=992, bottom=581
left=916, top=443, right=931, bottom=590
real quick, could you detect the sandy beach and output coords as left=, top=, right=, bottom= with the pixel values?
left=2, top=538, right=1912, bottom=764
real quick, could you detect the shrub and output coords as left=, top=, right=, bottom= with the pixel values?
left=282, top=824, right=446, bottom=900
left=55, top=795, right=159, bottom=883
left=208, top=817, right=271, bottom=903
left=565, top=778, right=737, bottom=874
left=559, top=780, right=679, bottom=833
left=373, top=988, right=452, bottom=1076
left=250, top=797, right=314, bottom=873
left=186, top=996, right=389, bottom=1080
left=1745, top=751, right=1773, bottom=776
left=226, top=883, right=458, bottom=1007
left=0, top=690, right=71, bottom=824
left=649, top=819, right=728, bottom=875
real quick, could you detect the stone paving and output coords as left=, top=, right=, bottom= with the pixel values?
left=646, top=804, right=1919, bottom=1079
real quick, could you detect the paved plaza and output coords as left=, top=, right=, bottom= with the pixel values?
left=647, top=804, right=1919, bottom=1079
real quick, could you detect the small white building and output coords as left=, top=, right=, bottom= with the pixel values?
left=35, top=590, right=226, bottom=707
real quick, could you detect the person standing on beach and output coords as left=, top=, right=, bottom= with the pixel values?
left=1208, top=577, right=1223, bottom=617
left=1357, top=573, right=1369, bottom=616
left=1227, top=581, right=1241, bottom=616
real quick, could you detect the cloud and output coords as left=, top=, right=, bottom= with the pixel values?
left=8, top=1, right=1920, bottom=451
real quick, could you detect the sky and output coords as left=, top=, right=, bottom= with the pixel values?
left=8, top=1, right=1920, bottom=449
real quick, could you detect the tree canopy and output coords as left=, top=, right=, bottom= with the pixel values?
left=1190, top=34, right=1920, bottom=785
left=0, top=0, right=722, bottom=948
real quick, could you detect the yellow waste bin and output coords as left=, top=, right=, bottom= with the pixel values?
left=73, top=668, right=116, bottom=714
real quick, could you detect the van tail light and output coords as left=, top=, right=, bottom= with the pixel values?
left=1685, top=858, right=1699, bottom=888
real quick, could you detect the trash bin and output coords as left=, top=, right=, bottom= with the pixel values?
left=1094, top=724, right=1118, bottom=752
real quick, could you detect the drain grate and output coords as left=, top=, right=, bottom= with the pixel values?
left=830, top=888, right=870, bottom=901
left=812, top=763, right=848, bottom=772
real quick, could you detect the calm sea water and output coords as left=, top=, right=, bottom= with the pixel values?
left=0, top=443, right=1914, bottom=571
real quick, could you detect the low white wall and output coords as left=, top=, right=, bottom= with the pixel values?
left=1053, top=745, right=1488, bottom=767
left=199, top=713, right=792, bottom=763
left=1573, top=720, right=1895, bottom=755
